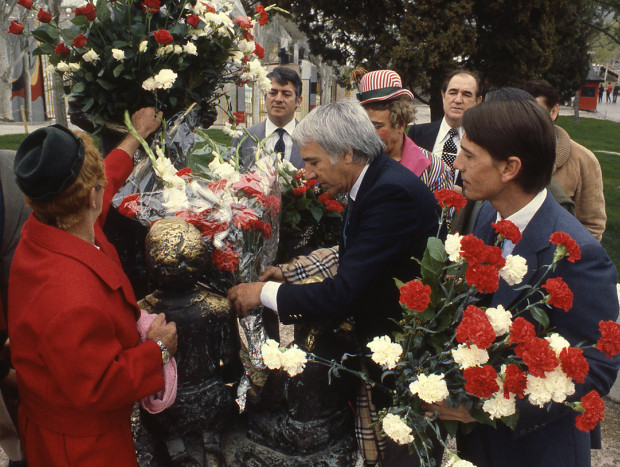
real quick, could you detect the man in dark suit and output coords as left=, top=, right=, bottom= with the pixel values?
left=228, top=98, right=438, bottom=342
left=232, top=66, right=304, bottom=169
left=408, top=69, right=482, bottom=183
left=433, top=98, right=619, bottom=466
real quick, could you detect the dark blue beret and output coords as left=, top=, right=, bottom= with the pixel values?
left=14, top=125, right=85, bottom=201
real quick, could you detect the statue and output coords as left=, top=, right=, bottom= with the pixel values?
left=134, top=218, right=242, bottom=466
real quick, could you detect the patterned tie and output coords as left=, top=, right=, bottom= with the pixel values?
left=442, top=128, right=459, bottom=169
left=342, top=196, right=354, bottom=248
left=274, top=128, right=286, bottom=159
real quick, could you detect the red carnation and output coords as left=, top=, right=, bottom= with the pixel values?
left=255, top=5, right=268, bottom=26
left=73, top=34, right=87, bottom=49
left=519, top=338, right=558, bottom=377
left=550, top=232, right=581, bottom=263
left=575, top=390, right=605, bottom=432
left=465, top=262, right=500, bottom=294
left=234, top=16, right=253, bottom=29
left=293, top=185, right=310, bottom=196
left=233, top=208, right=258, bottom=229
left=559, top=347, right=589, bottom=383
left=241, top=28, right=254, bottom=41
left=456, top=305, right=496, bottom=349
left=175, top=167, right=192, bottom=181
left=596, top=320, right=620, bottom=358
left=204, top=3, right=217, bottom=13
left=154, top=29, right=174, bottom=45
left=434, top=188, right=467, bottom=212
left=37, top=9, right=53, bottom=23
left=254, top=42, right=265, bottom=59
left=208, top=179, right=227, bottom=193
left=318, top=192, right=333, bottom=202
left=542, top=277, right=573, bottom=312
left=259, top=195, right=281, bottom=214
left=509, top=317, right=537, bottom=346
left=55, top=42, right=71, bottom=56
left=212, top=245, right=239, bottom=272
left=118, top=194, right=141, bottom=219
left=464, top=365, right=500, bottom=399
left=74, top=3, right=97, bottom=21
left=492, top=219, right=522, bottom=245
left=186, top=14, right=200, bottom=27
left=228, top=111, right=245, bottom=125
left=399, top=280, right=432, bottom=313
left=503, top=364, right=527, bottom=399
left=8, top=21, right=24, bottom=35
left=142, top=0, right=161, bottom=14
left=324, top=200, right=344, bottom=213
left=249, top=219, right=272, bottom=238
left=17, top=0, right=33, bottom=10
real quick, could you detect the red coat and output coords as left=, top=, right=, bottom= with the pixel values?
left=8, top=149, right=164, bottom=466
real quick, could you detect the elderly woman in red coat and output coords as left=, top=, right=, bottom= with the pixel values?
left=8, top=108, right=178, bottom=466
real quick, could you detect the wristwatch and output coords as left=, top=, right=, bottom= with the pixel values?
left=153, top=340, right=171, bottom=364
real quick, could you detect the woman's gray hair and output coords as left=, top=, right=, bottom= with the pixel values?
left=292, top=98, right=385, bottom=164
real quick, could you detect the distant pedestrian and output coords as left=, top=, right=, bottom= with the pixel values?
left=613, top=83, right=619, bottom=103
left=606, top=83, right=612, bottom=103
left=598, top=83, right=604, bottom=103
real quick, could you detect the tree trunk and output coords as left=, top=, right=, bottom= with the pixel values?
left=0, top=33, right=13, bottom=120
left=428, top=72, right=445, bottom=122
left=573, top=90, right=579, bottom=124
left=49, top=0, right=67, bottom=126
left=21, top=39, right=31, bottom=122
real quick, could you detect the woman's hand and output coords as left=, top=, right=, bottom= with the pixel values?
left=146, top=313, right=178, bottom=356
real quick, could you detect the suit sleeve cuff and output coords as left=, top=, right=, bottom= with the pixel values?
left=260, top=281, right=281, bottom=312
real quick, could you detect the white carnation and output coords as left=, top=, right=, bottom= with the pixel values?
left=208, top=158, right=238, bottom=181
left=446, top=458, right=477, bottom=467
left=173, top=45, right=183, bottom=54
left=451, top=343, right=489, bottom=369
left=409, top=373, right=449, bottom=404
left=525, top=367, right=575, bottom=407
left=139, top=40, right=148, bottom=53
left=222, top=125, right=243, bottom=139
left=69, top=62, right=81, bottom=72
left=144, top=69, right=178, bottom=91
left=237, top=39, right=255, bottom=54
left=111, top=48, right=125, bottom=61
left=142, top=77, right=156, bottom=91
left=46, top=64, right=56, bottom=73
left=485, top=305, right=513, bottom=336
left=258, top=76, right=272, bottom=93
left=82, top=49, right=99, bottom=63
left=261, top=339, right=282, bottom=370
left=56, top=61, right=70, bottom=73
left=183, top=41, right=198, bottom=55
left=280, top=345, right=307, bottom=376
left=367, top=336, right=403, bottom=369
left=545, top=333, right=571, bottom=356
left=500, top=254, right=528, bottom=285
left=382, top=414, right=414, bottom=445
left=482, top=391, right=516, bottom=419
left=445, top=233, right=463, bottom=262
left=162, top=187, right=189, bottom=212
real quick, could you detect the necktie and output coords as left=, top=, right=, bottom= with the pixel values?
left=274, top=128, right=286, bottom=159
left=342, top=196, right=354, bottom=248
left=442, top=128, right=459, bottom=169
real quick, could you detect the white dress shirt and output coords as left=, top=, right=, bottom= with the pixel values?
left=260, top=164, right=370, bottom=312
left=432, top=117, right=464, bottom=157
left=265, top=118, right=297, bottom=163
left=496, top=189, right=547, bottom=257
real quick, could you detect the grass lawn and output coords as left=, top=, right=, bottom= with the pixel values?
left=1, top=119, right=618, bottom=266
left=556, top=116, right=620, bottom=268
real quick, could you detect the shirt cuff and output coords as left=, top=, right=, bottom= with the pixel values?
left=260, top=281, right=281, bottom=312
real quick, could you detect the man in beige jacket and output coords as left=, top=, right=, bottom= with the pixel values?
left=522, top=79, right=606, bottom=240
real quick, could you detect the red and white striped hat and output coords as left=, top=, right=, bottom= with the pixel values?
left=357, top=70, right=414, bottom=105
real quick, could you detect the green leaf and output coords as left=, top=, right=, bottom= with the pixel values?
left=33, top=44, right=54, bottom=56
left=31, top=29, right=55, bottom=44
left=530, top=306, right=550, bottom=328
left=82, top=97, right=95, bottom=112
left=113, top=64, right=124, bottom=78
left=427, top=236, right=447, bottom=263
left=84, top=72, right=95, bottom=82
left=501, top=412, right=519, bottom=431
left=394, top=278, right=404, bottom=289
left=309, top=204, right=324, bottom=223
left=442, top=420, right=459, bottom=437
left=71, top=16, right=88, bottom=27
left=96, top=78, right=115, bottom=91
left=71, top=82, right=86, bottom=94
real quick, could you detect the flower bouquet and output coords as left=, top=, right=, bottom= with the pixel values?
left=259, top=189, right=620, bottom=466
left=14, top=0, right=277, bottom=131
left=276, top=164, right=346, bottom=261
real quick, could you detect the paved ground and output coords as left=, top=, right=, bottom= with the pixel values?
left=1, top=101, right=619, bottom=465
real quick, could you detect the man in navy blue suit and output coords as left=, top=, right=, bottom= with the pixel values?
left=433, top=98, right=619, bottom=466
left=228, top=98, right=438, bottom=344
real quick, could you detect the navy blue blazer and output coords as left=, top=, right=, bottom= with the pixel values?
left=459, top=192, right=620, bottom=467
left=407, top=120, right=441, bottom=153
left=231, top=120, right=304, bottom=169
left=276, top=153, right=438, bottom=343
